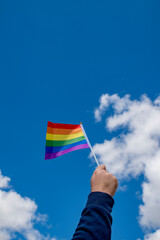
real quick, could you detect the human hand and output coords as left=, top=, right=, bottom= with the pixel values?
left=91, top=165, right=118, bottom=197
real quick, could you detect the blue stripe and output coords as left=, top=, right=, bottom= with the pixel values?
left=45, top=139, right=88, bottom=153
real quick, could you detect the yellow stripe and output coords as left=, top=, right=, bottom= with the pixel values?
left=46, top=132, right=84, bottom=141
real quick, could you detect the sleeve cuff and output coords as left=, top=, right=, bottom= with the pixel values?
left=86, top=191, right=114, bottom=213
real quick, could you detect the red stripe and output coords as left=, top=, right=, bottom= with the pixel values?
left=48, top=121, right=81, bottom=130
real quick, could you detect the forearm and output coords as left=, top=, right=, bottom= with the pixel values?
left=72, top=192, right=114, bottom=240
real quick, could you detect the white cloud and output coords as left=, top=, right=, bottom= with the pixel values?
left=0, top=170, right=10, bottom=189
left=93, top=93, right=160, bottom=239
left=94, top=93, right=131, bottom=122
left=0, top=230, right=11, bottom=240
left=0, top=171, right=53, bottom=240
left=144, top=230, right=160, bottom=240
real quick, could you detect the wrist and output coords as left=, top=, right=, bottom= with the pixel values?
left=91, top=188, right=114, bottom=197
left=86, top=191, right=114, bottom=213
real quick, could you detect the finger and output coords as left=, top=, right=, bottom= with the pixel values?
left=96, top=164, right=106, bottom=171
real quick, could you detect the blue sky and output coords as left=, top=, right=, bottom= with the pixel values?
left=0, top=1, right=160, bottom=240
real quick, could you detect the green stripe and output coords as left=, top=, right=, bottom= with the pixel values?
left=46, top=136, right=85, bottom=147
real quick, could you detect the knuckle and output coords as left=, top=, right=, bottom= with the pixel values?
left=107, top=173, right=113, bottom=178
left=113, top=176, right=118, bottom=186
left=101, top=164, right=106, bottom=169
left=93, top=170, right=98, bottom=176
left=94, top=169, right=101, bottom=175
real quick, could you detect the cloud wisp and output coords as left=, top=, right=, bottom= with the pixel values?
left=0, top=170, right=54, bottom=240
left=92, top=93, right=160, bottom=240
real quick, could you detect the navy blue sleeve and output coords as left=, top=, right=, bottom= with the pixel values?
left=71, top=191, right=114, bottom=240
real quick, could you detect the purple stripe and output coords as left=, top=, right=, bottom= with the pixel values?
left=45, top=144, right=89, bottom=160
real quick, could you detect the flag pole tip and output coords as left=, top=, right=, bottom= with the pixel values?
left=80, top=122, right=82, bottom=124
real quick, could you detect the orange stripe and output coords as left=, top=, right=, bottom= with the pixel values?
left=47, top=127, right=83, bottom=135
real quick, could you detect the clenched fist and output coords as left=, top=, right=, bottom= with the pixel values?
left=91, top=165, right=118, bottom=197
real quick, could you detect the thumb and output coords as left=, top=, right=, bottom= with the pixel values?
left=96, top=164, right=106, bottom=171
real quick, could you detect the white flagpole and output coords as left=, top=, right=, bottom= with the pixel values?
left=80, top=123, right=99, bottom=166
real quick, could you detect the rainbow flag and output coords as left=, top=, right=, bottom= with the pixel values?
left=45, top=121, right=89, bottom=160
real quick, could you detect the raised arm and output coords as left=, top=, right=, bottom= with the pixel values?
left=72, top=165, right=118, bottom=240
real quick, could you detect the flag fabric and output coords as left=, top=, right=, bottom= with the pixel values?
left=45, top=121, right=89, bottom=160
